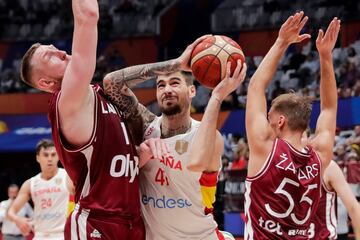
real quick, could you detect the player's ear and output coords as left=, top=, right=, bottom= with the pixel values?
left=189, top=85, right=196, bottom=98
left=278, top=115, right=286, bottom=129
left=38, top=77, right=55, bottom=90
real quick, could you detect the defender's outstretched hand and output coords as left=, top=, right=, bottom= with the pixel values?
left=278, top=11, right=311, bottom=45
left=316, top=17, right=341, bottom=55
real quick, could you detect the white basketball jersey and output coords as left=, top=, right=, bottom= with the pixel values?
left=140, top=116, right=220, bottom=240
left=30, top=168, right=69, bottom=239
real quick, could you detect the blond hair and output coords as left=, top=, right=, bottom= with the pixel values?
left=271, top=93, right=312, bottom=132
left=20, top=43, right=41, bottom=88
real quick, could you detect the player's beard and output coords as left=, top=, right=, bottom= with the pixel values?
left=161, top=104, right=181, bottom=116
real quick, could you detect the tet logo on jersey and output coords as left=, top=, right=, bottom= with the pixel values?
left=175, top=140, right=188, bottom=155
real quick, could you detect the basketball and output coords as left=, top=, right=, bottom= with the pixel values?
left=190, top=35, right=245, bottom=89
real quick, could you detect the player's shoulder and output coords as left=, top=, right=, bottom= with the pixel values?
left=56, top=168, right=67, bottom=177
left=21, top=178, right=32, bottom=192
left=189, top=118, right=201, bottom=132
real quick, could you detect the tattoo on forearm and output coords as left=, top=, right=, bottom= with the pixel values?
left=104, top=80, right=139, bottom=119
left=122, top=60, right=181, bottom=87
left=104, top=76, right=156, bottom=143
left=104, top=59, right=180, bottom=135
left=109, top=59, right=180, bottom=88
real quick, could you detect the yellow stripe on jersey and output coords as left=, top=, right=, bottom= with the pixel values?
left=67, top=195, right=75, bottom=217
left=199, top=172, right=218, bottom=211
left=200, top=185, right=217, bottom=209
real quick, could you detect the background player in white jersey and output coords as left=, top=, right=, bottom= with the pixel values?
left=309, top=160, right=360, bottom=240
left=0, top=184, right=33, bottom=240
left=7, top=139, right=73, bottom=240
left=244, top=12, right=340, bottom=239
left=103, top=37, right=247, bottom=239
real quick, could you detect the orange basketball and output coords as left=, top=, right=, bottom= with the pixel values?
left=190, top=35, right=245, bottom=89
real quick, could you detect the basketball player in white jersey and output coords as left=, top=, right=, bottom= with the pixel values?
left=7, top=139, right=73, bottom=240
left=102, top=39, right=247, bottom=239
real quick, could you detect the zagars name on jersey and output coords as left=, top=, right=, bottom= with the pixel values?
left=110, top=154, right=139, bottom=183
left=276, top=153, right=319, bottom=180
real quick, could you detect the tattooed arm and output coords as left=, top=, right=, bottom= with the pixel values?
left=103, top=35, right=211, bottom=143
left=103, top=59, right=181, bottom=120
left=103, top=60, right=179, bottom=144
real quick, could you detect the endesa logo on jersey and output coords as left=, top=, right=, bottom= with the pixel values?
left=142, top=194, right=192, bottom=209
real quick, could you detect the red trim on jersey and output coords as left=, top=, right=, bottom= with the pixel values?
left=329, top=192, right=337, bottom=237
left=313, top=149, right=323, bottom=180
left=69, top=194, right=75, bottom=202
left=321, top=179, right=335, bottom=194
left=199, top=171, right=218, bottom=187
left=246, top=138, right=278, bottom=181
left=283, top=139, right=310, bottom=157
left=204, top=207, right=214, bottom=215
left=55, top=87, right=98, bottom=153
left=215, top=228, right=225, bottom=240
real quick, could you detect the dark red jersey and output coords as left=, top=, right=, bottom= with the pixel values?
left=48, top=85, right=141, bottom=218
left=244, top=138, right=322, bottom=239
left=310, top=182, right=337, bottom=239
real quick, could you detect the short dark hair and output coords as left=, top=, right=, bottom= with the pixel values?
left=271, top=93, right=313, bottom=132
left=179, top=71, right=194, bottom=86
left=8, top=184, right=19, bottom=189
left=36, top=139, right=55, bottom=155
left=20, top=43, right=41, bottom=88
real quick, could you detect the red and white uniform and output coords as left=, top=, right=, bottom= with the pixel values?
left=244, top=138, right=322, bottom=240
left=310, top=182, right=337, bottom=239
left=30, top=168, right=69, bottom=240
left=48, top=85, right=144, bottom=240
left=140, top=116, right=223, bottom=240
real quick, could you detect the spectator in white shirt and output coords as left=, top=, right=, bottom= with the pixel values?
left=0, top=184, right=33, bottom=240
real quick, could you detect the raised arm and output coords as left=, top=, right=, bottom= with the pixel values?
left=59, top=0, right=99, bottom=112
left=103, top=35, right=211, bottom=139
left=57, top=0, right=99, bottom=147
left=326, top=161, right=360, bottom=239
left=310, top=18, right=340, bottom=168
left=187, top=61, right=247, bottom=172
left=7, top=180, right=32, bottom=236
left=246, top=12, right=310, bottom=176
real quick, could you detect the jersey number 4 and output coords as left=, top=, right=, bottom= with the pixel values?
left=155, top=168, right=169, bottom=186
left=265, top=177, right=317, bottom=225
